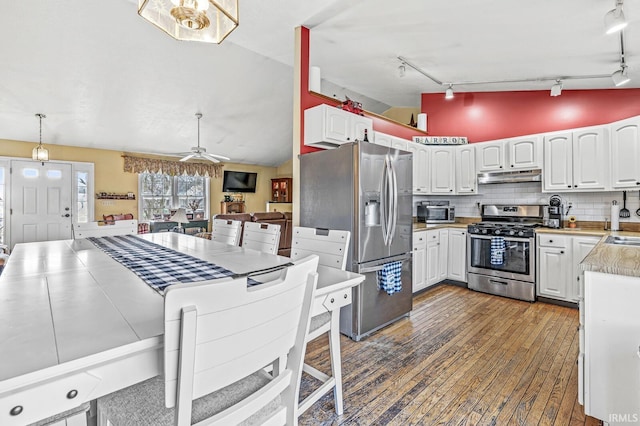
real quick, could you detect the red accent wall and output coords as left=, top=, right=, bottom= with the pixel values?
left=299, top=27, right=418, bottom=155
left=421, top=90, right=640, bottom=143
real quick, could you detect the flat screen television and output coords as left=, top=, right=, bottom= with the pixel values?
left=222, top=171, right=257, bottom=193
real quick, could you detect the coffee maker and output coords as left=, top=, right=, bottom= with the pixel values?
left=545, top=195, right=563, bottom=228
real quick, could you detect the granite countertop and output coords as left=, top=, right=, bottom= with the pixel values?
left=581, top=231, right=640, bottom=278
left=535, top=228, right=607, bottom=237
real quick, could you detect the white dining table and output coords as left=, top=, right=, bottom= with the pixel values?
left=0, top=233, right=364, bottom=426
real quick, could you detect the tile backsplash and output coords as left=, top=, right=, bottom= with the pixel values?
left=414, top=182, right=640, bottom=224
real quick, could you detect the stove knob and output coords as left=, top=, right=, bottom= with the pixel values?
left=518, top=231, right=524, bottom=237
left=481, top=229, right=488, bottom=234
left=495, top=230, right=501, bottom=235
left=508, top=230, right=515, bottom=236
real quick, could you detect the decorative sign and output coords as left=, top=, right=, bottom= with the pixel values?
left=413, top=136, right=468, bottom=145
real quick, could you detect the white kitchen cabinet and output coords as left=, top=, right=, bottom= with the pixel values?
left=537, top=234, right=599, bottom=302
left=373, top=131, right=392, bottom=147
left=412, top=231, right=427, bottom=293
left=437, top=229, right=449, bottom=283
left=610, top=116, right=640, bottom=189
left=507, top=135, right=543, bottom=169
left=583, top=270, right=640, bottom=422
left=476, top=136, right=542, bottom=172
left=455, top=145, right=477, bottom=194
left=571, top=236, right=599, bottom=302
left=447, top=228, right=467, bottom=282
left=537, top=235, right=571, bottom=300
left=391, top=137, right=409, bottom=151
left=476, top=140, right=506, bottom=172
left=430, top=147, right=455, bottom=194
left=304, top=104, right=373, bottom=149
left=543, top=127, right=608, bottom=192
left=425, top=231, right=440, bottom=287
left=406, top=142, right=429, bottom=194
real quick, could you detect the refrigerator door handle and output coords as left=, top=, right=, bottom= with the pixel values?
left=388, top=156, right=398, bottom=245
left=381, top=155, right=392, bottom=246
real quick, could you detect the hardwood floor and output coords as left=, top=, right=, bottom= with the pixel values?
left=299, top=284, right=603, bottom=426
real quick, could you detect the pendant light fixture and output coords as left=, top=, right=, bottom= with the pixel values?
left=604, top=0, right=628, bottom=35
left=32, top=113, right=49, bottom=165
left=138, top=0, right=239, bottom=44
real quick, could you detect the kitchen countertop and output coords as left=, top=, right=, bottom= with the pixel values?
left=413, top=223, right=468, bottom=231
left=581, top=231, right=640, bottom=278
left=535, top=227, right=608, bottom=237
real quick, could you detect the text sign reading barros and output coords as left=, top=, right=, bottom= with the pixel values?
left=413, top=136, right=468, bottom=145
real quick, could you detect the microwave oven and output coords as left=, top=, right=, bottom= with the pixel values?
left=417, top=202, right=455, bottom=224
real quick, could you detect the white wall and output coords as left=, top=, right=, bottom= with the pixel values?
left=414, top=183, right=640, bottom=225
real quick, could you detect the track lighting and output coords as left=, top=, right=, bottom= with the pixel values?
left=445, top=85, right=454, bottom=100
left=550, top=80, right=563, bottom=97
left=604, top=0, right=628, bottom=34
left=612, top=66, right=630, bottom=86
left=398, top=63, right=406, bottom=78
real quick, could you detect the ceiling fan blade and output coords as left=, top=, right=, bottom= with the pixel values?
left=179, top=153, right=196, bottom=162
left=200, top=153, right=221, bottom=163
left=205, top=152, right=230, bottom=161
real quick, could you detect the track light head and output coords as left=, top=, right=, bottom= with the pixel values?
left=605, top=1, right=628, bottom=34
left=445, top=85, right=454, bottom=100
left=612, top=66, right=630, bottom=86
left=550, top=80, right=563, bottom=97
left=398, top=63, right=406, bottom=78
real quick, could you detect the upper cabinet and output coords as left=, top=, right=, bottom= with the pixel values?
left=455, top=145, right=477, bottom=194
left=543, top=127, right=609, bottom=192
left=405, top=142, right=429, bottom=194
left=610, top=116, right=640, bottom=189
left=476, top=136, right=542, bottom=172
left=430, top=146, right=455, bottom=194
left=304, top=104, right=373, bottom=149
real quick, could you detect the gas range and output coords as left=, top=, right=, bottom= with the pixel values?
left=467, top=222, right=541, bottom=238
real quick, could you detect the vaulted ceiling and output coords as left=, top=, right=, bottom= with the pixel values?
left=0, top=0, right=637, bottom=167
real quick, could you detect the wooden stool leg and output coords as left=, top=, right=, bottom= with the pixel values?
left=328, top=310, right=343, bottom=415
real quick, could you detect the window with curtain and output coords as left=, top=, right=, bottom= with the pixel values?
left=139, top=172, right=209, bottom=221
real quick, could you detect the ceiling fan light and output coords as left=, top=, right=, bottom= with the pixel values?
left=604, top=6, right=627, bottom=34
left=445, top=86, right=454, bottom=100
left=550, top=81, right=563, bottom=97
left=612, top=67, right=630, bottom=86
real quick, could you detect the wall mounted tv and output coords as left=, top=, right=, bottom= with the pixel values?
left=222, top=171, right=258, bottom=193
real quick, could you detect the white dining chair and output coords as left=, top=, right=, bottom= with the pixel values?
left=290, top=226, right=351, bottom=416
left=73, top=220, right=138, bottom=239
left=97, top=255, right=319, bottom=426
left=242, top=222, right=281, bottom=254
left=210, top=218, right=242, bottom=246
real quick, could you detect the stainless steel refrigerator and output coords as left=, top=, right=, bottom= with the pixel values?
left=300, top=141, right=413, bottom=341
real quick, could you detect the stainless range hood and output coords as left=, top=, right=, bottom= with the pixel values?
left=477, top=169, right=542, bottom=184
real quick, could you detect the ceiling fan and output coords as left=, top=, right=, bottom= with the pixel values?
left=175, top=113, right=230, bottom=163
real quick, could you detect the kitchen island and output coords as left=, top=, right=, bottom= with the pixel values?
left=579, top=233, right=640, bottom=425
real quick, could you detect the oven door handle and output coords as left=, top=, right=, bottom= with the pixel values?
left=468, top=234, right=533, bottom=242
left=489, top=279, right=510, bottom=286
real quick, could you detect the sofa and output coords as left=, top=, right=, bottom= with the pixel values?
left=213, top=212, right=292, bottom=257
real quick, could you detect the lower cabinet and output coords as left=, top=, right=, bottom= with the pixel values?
left=537, top=234, right=600, bottom=302
left=412, top=231, right=428, bottom=292
left=447, top=229, right=467, bottom=282
left=413, top=227, right=467, bottom=293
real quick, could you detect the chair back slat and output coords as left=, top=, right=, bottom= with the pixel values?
left=73, top=220, right=138, bottom=239
left=210, top=219, right=242, bottom=246
left=242, top=222, right=281, bottom=254
left=163, top=255, right=319, bottom=409
left=291, top=227, right=351, bottom=270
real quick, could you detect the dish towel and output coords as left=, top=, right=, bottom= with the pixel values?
left=490, top=237, right=506, bottom=265
left=378, top=261, right=403, bottom=295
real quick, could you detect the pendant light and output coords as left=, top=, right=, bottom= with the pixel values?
left=445, top=85, right=454, bottom=100
left=32, top=113, right=49, bottom=165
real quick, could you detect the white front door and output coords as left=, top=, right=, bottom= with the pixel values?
left=10, top=161, right=73, bottom=248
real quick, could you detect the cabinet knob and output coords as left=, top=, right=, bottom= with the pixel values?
left=67, top=389, right=78, bottom=399
left=330, top=298, right=335, bottom=303
left=636, top=182, right=640, bottom=185
left=471, top=189, right=474, bottom=192
left=499, top=166, right=503, bottom=168
left=567, top=185, right=571, bottom=188
left=344, top=293, right=348, bottom=299
left=549, top=240, right=553, bottom=243
left=574, top=185, right=578, bottom=188
left=450, top=189, right=453, bottom=192
left=560, top=251, right=565, bottom=254
left=511, top=165, right=514, bottom=167
left=10, top=406, right=23, bottom=416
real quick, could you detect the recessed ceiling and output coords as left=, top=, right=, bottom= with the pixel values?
left=0, top=0, right=636, bottom=167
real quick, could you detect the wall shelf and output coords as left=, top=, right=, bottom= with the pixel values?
left=96, top=193, right=136, bottom=200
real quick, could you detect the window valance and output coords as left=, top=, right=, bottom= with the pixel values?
left=122, top=155, right=223, bottom=178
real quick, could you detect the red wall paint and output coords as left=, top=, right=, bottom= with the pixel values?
left=421, top=90, right=640, bottom=143
left=299, top=27, right=419, bottom=155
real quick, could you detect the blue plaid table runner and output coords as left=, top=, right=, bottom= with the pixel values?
left=88, top=235, right=258, bottom=294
